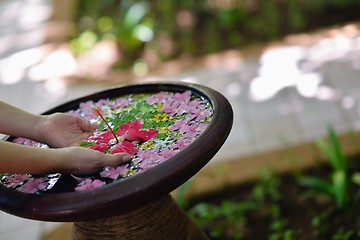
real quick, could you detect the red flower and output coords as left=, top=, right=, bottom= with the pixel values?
left=116, top=120, right=158, bottom=142
left=86, top=120, right=157, bottom=155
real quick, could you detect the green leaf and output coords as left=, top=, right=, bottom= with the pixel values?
left=79, top=141, right=95, bottom=147
left=328, top=126, right=346, bottom=170
left=123, top=2, right=148, bottom=28
left=332, top=170, right=348, bottom=209
left=315, top=127, right=347, bottom=171
left=299, top=176, right=334, bottom=197
left=316, top=140, right=340, bottom=171
left=352, top=172, right=360, bottom=186
left=98, top=122, right=107, bottom=131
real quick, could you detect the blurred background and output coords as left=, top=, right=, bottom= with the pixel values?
left=1, top=0, right=360, bottom=239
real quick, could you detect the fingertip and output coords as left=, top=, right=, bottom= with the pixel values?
left=90, top=122, right=99, bottom=130
left=107, top=153, right=132, bottom=166
left=122, top=154, right=132, bottom=163
left=81, top=119, right=98, bottom=132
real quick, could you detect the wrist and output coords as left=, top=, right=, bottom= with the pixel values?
left=32, top=115, right=49, bottom=143
left=0, top=101, right=45, bottom=140
left=50, top=148, right=73, bottom=173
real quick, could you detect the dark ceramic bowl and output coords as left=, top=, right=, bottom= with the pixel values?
left=0, top=82, right=233, bottom=222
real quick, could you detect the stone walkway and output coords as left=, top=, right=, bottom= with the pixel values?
left=163, top=38, right=360, bottom=163
left=1, top=1, right=360, bottom=239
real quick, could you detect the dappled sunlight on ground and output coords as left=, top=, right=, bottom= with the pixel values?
left=0, top=47, right=44, bottom=84
left=250, top=23, right=360, bottom=102
left=0, top=0, right=52, bottom=85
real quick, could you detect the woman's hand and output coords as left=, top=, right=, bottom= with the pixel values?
left=59, top=147, right=132, bottom=175
left=0, top=141, right=131, bottom=175
left=36, top=113, right=98, bottom=148
left=0, top=102, right=132, bottom=175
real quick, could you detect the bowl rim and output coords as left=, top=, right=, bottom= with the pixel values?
left=0, top=81, right=233, bottom=222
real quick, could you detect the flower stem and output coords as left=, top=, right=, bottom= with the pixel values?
left=93, top=107, right=119, bottom=143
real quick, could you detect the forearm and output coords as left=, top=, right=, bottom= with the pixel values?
left=0, top=101, right=44, bottom=141
left=0, top=141, right=62, bottom=174
left=0, top=140, right=131, bottom=175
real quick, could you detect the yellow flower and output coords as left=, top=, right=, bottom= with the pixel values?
left=123, top=168, right=136, bottom=178
left=154, top=113, right=169, bottom=122
left=158, top=126, right=170, bottom=135
left=140, top=141, right=155, bottom=150
left=155, top=103, right=163, bottom=111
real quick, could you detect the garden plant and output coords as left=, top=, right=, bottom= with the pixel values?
left=185, top=127, right=360, bottom=239
left=69, top=0, right=360, bottom=72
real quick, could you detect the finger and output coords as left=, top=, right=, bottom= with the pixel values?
left=105, top=153, right=132, bottom=167
left=72, top=132, right=99, bottom=147
left=78, top=118, right=98, bottom=132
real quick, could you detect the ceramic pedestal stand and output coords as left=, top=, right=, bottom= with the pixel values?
left=73, top=195, right=208, bottom=240
left=0, top=83, right=233, bottom=240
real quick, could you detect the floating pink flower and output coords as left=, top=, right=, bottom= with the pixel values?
left=146, top=92, right=171, bottom=104
left=116, top=121, right=158, bottom=142
left=162, top=102, right=180, bottom=116
left=179, top=123, right=201, bottom=138
left=111, top=141, right=137, bottom=155
left=86, top=120, right=158, bottom=155
left=158, top=149, right=177, bottom=161
left=189, top=107, right=212, bottom=121
left=3, top=174, right=31, bottom=188
left=18, top=178, right=48, bottom=194
left=173, top=90, right=191, bottom=102
left=135, top=149, right=159, bottom=163
left=79, top=101, right=97, bottom=119
left=75, top=179, right=105, bottom=191
left=100, top=165, right=129, bottom=180
left=109, top=98, right=131, bottom=109
left=95, top=99, right=108, bottom=107
left=170, top=138, right=192, bottom=150
left=168, top=119, right=188, bottom=131
left=138, top=159, right=159, bottom=173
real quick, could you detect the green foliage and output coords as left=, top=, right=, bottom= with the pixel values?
left=182, top=126, right=360, bottom=239
left=187, top=169, right=299, bottom=239
left=331, top=228, right=356, bottom=240
left=113, top=2, right=153, bottom=56
left=189, top=200, right=258, bottom=239
left=311, top=209, right=333, bottom=237
left=70, top=0, right=360, bottom=71
left=71, top=0, right=154, bottom=68
left=79, top=141, right=95, bottom=147
left=299, top=126, right=360, bottom=210
left=253, top=168, right=281, bottom=203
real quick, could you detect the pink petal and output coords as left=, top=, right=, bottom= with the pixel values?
left=75, top=179, right=105, bottom=191
left=18, top=178, right=48, bottom=193
left=89, top=142, right=109, bottom=153
left=100, top=166, right=129, bottom=179
left=111, top=141, right=138, bottom=155
left=116, top=120, right=143, bottom=136
left=125, top=128, right=158, bottom=141
left=86, top=131, right=113, bottom=144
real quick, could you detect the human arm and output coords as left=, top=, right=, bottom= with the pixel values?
left=0, top=101, right=43, bottom=141
left=0, top=101, right=97, bottom=147
left=0, top=101, right=131, bottom=175
left=0, top=141, right=131, bottom=174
